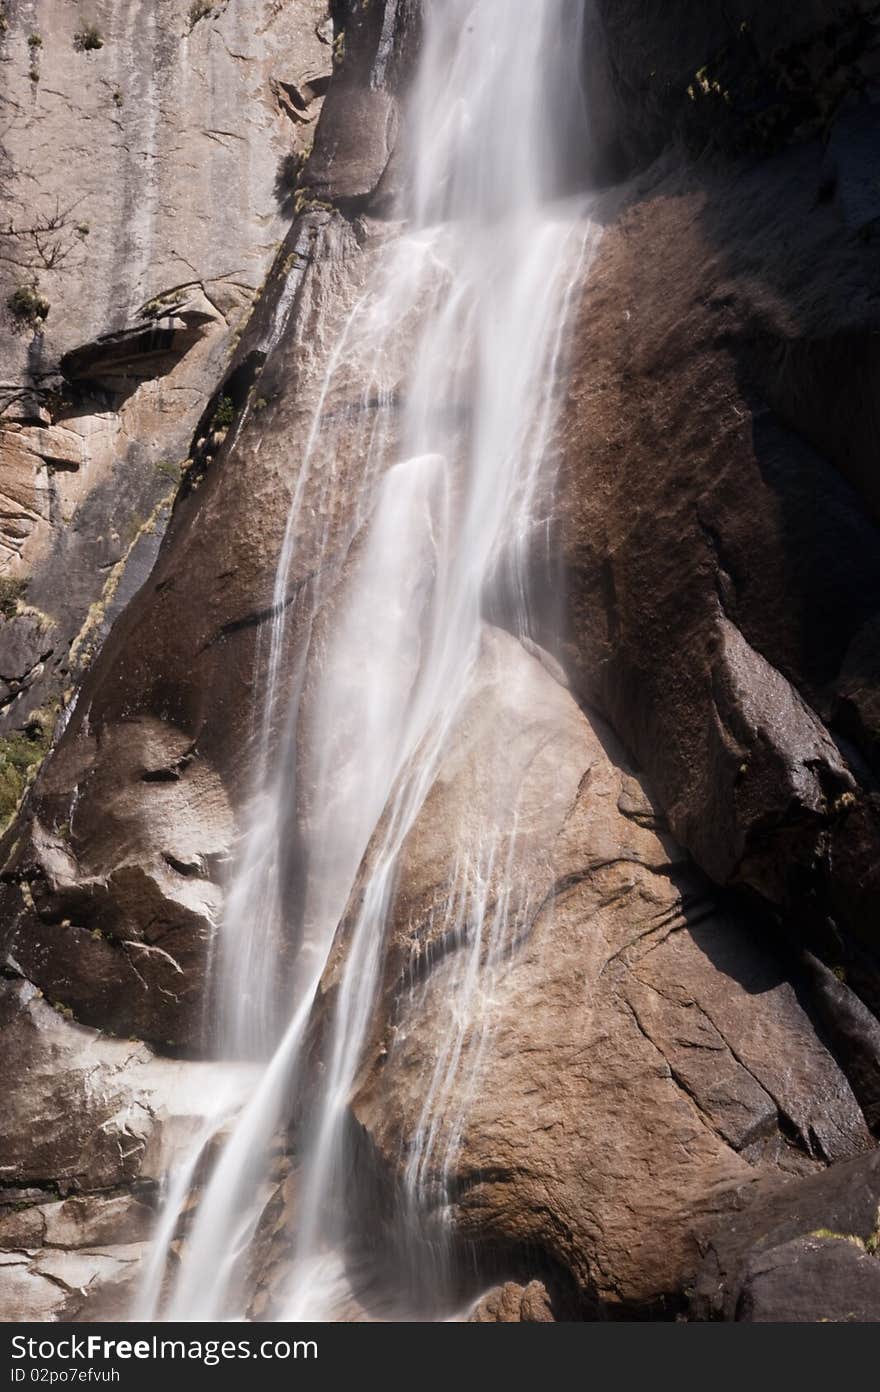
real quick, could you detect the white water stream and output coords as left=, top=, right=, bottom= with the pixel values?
left=136, top=0, right=599, bottom=1322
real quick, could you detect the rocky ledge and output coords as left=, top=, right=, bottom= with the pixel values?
left=1, top=0, right=880, bottom=1323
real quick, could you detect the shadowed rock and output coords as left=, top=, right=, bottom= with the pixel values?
left=690, top=1148, right=880, bottom=1320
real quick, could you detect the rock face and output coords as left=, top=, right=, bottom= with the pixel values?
left=1, top=1, right=330, bottom=393
left=469, top=1281, right=555, bottom=1323
left=0, top=975, right=249, bottom=1320
left=0, top=0, right=419, bottom=1051
left=0, top=207, right=389, bottom=1047
left=731, top=1236, right=880, bottom=1323
left=0, top=0, right=879, bottom=1324
left=550, top=139, right=880, bottom=956
left=0, top=0, right=331, bottom=824
left=300, top=0, right=418, bottom=210
left=338, top=628, right=872, bottom=1314
left=690, top=1149, right=880, bottom=1321
left=592, top=0, right=880, bottom=172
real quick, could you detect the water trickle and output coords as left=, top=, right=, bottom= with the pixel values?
left=138, top=0, right=601, bottom=1322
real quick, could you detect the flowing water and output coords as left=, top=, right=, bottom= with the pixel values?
left=136, top=0, right=599, bottom=1322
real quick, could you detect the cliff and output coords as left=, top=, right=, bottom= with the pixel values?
left=1, top=0, right=879, bottom=1322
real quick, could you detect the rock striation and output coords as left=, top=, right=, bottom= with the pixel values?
left=0, top=0, right=331, bottom=821
left=337, top=628, right=873, bottom=1314
left=1, top=0, right=879, bottom=1322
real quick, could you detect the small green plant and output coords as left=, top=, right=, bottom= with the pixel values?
left=142, top=289, right=180, bottom=317
left=27, top=33, right=42, bottom=49
left=42, top=386, right=75, bottom=422
left=73, top=25, right=103, bottom=53
left=155, top=458, right=184, bottom=483
left=293, top=189, right=334, bottom=217
left=189, top=1, right=214, bottom=28
left=7, top=283, right=50, bottom=329
left=288, top=147, right=309, bottom=185
left=0, top=576, right=24, bottom=620
left=0, top=720, right=51, bottom=830
left=211, top=395, right=235, bottom=430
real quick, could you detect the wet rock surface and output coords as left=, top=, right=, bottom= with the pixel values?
left=0, top=206, right=396, bottom=1047
left=339, top=629, right=872, bottom=1314
left=299, top=0, right=414, bottom=211
left=0, top=0, right=879, bottom=1323
left=0, top=975, right=249, bottom=1319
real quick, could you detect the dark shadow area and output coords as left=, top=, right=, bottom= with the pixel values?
left=273, top=149, right=307, bottom=218
left=741, top=397, right=880, bottom=695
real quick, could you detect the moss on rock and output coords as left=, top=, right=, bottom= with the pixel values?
left=0, top=577, right=25, bottom=620
left=0, top=719, right=51, bottom=831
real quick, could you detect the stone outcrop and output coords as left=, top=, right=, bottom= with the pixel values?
left=0, top=0, right=331, bottom=818
left=0, top=0, right=878, bottom=1324
left=0, top=204, right=401, bottom=1048
left=468, top=1281, right=555, bottom=1323
left=544, top=63, right=880, bottom=1000
left=334, top=628, right=872, bottom=1315
left=690, top=1149, right=880, bottom=1320
left=0, top=975, right=250, bottom=1320
left=299, top=0, right=417, bottom=211
left=0, top=0, right=419, bottom=1048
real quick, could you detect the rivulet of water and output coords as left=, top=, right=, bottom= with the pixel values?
left=136, top=0, right=600, bottom=1322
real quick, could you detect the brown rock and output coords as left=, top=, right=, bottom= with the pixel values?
left=0, top=975, right=247, bottom=1193
left=0, top=1194, right=153, bottom=1252
left=547, top=138, right=880, bottom=955
left=332, top=630, right=871, bottom=1313
left=301, top=0, right=415, bottom=210
left=0, top=975, right=254, bottom=1320
left=0, top=208, right=396, bottom=1044
left=0, top=1245, right=147, bottom=1324
left=690, top=1148, right=880, bottom=1320
left=0, top=0, right=331, bottom=745
left=1, top=2, right=878, bottom=1327
left=735, top=1235, right=880, bottom=1322
left=469, top=1281, right=554, bottom=1323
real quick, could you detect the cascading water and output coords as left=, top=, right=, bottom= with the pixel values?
left=136, top=0, right=600, bottom=1322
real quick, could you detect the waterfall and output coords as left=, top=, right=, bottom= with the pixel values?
left=136, top=0, right=599, bottom=1322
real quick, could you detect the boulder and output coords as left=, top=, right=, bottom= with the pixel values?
left=691, top=1148, right=880, bottom=1320
left=469, top=1281, right=555, bottom=1323
left=0, top=0, right=331, bottom=747
left=0, top=975, right=252, bottom=1321
left=547, top=135, right=880, bottom=964
left=329, top=629, right=872, bottom=1314
left=300, top=0, right=417, bottom=211
left=734, top=1235, right=880, bottom=1322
